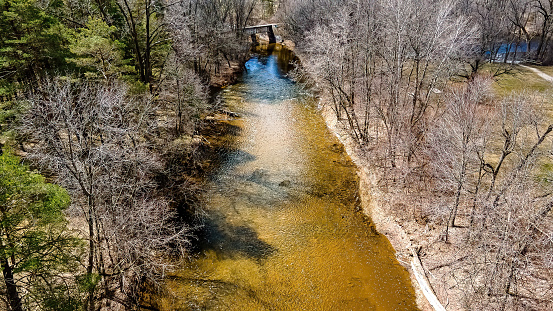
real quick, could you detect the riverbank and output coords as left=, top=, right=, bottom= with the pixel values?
left=294, top=52, right=553, bottom=310
left=320, top=105, right=435, bottom=311
left=209, top=60, right=244, bottom=88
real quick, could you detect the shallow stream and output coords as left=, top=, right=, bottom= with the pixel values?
left=162, top=47, right=418, bottom=311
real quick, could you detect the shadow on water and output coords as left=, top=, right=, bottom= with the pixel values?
left=218, top=149, right=256, bottom=169
left=193, top=211, right=276, bottom=262
left=252, top=44, right=298, bottom=73
left=201, top=119, right=242, bottom=137
left=161, top=46, right=419, bottom=311
left=198, top=121, right=257, bottom=178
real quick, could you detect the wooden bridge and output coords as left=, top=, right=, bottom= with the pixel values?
left=244, top=24, right=278, bottom=44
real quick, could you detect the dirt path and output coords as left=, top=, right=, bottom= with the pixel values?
left=520, top=65, right=553, bottom=83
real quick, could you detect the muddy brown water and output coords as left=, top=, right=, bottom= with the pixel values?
left=161, top=47, right=418, bottom=311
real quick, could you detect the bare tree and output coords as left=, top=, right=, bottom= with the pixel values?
left=456, top=0, right=515, bottom=77
left=427, top=76, right=493, bottom=239
left=452, top=91, right=553, bottom=310
left=159, top=54, right=207, bottom=137
left=166, top=0, right=258, bottom=81
left=279, top=0, right=343, bottom=44
left=533, top=0, right=553, bottom=62
left=506, top=0, right=533, bottom=61
left=300, top=0, right=471, bottom=169
left=21, top=78, right=190, bottom=310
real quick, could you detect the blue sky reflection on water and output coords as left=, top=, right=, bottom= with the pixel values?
left=241, top=54, right=297, bottom=103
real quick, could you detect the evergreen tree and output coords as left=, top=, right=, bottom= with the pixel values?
left=0, top=151, right=82, bottom=311
left=68, top=17, right=133, bottom=80
left=0, top=0, right=69, bottom=94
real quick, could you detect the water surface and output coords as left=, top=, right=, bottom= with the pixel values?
left=162, top=47, right=418, bottom=311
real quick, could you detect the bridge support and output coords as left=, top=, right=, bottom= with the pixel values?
left=244, top=24, right=278, bottom=45
left=251, top=33, right=259, bottom=45
left=267, top=26, right=276, bottom=44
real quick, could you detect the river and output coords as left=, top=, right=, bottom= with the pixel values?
left=161, top=46, right=418, bottom=310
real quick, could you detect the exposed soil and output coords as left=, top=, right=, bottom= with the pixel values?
left=210, top=60, right=244, bottom=89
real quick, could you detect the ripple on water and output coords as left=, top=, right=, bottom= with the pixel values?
left=161, top=48, right=419, bottom=311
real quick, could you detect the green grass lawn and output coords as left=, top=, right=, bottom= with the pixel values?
left=492, top=65, right=553, bottom=95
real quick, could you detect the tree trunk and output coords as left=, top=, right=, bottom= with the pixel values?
left=1, top=255, right=22, bottom=311
left=87, top=195, right=96, bottom=311
left=449, top=180, right=463, bottom=228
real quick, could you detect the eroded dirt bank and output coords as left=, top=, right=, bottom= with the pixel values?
left=321, top=106, right=435, bottom=310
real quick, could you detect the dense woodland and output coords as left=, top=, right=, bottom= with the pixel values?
left=1, top=0, right=553, bottom=310
left=281, top=0, right=553, bottom=310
